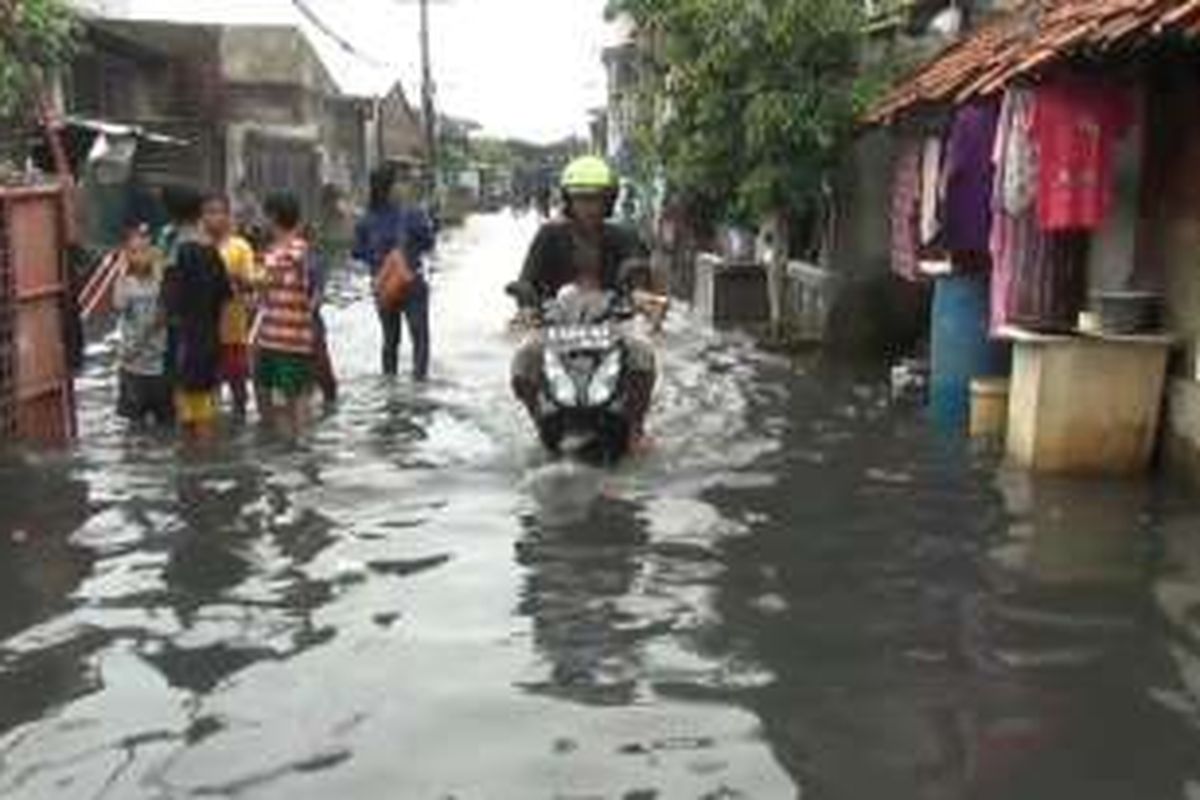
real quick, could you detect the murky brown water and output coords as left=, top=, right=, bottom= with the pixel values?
left=1, top=213, right=1199, bottom=799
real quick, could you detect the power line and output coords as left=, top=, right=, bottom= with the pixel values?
left=290, top=0, right=392, bottom=69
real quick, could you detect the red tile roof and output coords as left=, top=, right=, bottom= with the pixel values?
left=867, top=0, right=1200, bottom=124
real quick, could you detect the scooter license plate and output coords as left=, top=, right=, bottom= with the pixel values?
left=547, top=324, right=613, bottom=350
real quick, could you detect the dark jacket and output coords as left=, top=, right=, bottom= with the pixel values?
left=352, top=206, right=436, bottom=277
left=517, top=220, right=647, bottom=305
left=163, top=238, right=231, bottom=391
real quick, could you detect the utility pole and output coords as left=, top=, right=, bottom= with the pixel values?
left=419, top=0, right=438, bottom=205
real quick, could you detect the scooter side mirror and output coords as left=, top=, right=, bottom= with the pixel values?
left=505, top=281, right=538, bottom=308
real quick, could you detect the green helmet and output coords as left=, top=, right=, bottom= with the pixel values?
left=561, top=155, right=617, bottom=195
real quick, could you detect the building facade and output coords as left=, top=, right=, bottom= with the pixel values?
left=57, top=10, right=426, bottom=245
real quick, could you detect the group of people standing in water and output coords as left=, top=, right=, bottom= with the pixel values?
left=109, top=164, right=434, bottom=440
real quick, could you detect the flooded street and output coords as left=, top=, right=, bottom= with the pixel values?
left=1, top=213, right=1199, bottom=799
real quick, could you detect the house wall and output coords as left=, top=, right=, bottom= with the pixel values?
left=65, top=21, right=225, bottom=199
left=377, top=86, right=427, bottom=167
left=823, top=128, right=930, bottom=357
left=61, top=17, right=371, bottom=240
left=224, top=84, right=315, bottom=129
left=219, top=27, right=371, bottom=209
left=219, top=28, right=333, bottom=96
left=58, top=21, right=224, bottom=248
left=831, top=129, right=893, bottom=281
left=75, top=22, right=224, bottom=121
left=1089, top=89, right=1145, bottom=294
left=222, top=79, right=321, bottom=211
left=1137, top=60, right=1200, bottom=485
left=69, top=47, right=159, bottom=121
left=228, top=125, right=321, bottom=220
left=223, top=98, right=365, bottom=214
left=323, top=100, right=369, bottom=198
left=132, top=120, right=223, bottom=191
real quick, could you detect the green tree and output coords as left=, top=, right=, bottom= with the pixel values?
left=607, top=0, right=874, bottom=329
left=0, top=0, right=77, bottom=121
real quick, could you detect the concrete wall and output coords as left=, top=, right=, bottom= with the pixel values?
left=693, top=255, right=770, bottom=327
left=1138, top=61, right=1200, bottom=483
left=825, top=128, right=932, bottom=357
left=220, top=28, right=372, bottom=200
left=220, top=27, right=335, bottom=96
left=831, top=129, right=893, bottom=282
left=325, top=100, right=368, bottom=196
left=222, top=79, right=321, bottom=203
left=69, top=47, right=159, bottom=121
left=1169, top=381, right=1200, bottom=486
left=1089, top=89, right=1145, bottom=294
left=80, top=21, right=224, bottom=122
left=225, top=84, right=312, bottom=129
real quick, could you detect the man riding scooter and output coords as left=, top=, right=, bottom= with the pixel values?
left=509, top=156, right=661, bottom=453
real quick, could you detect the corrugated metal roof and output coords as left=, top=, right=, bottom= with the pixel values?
left=63, top=116, right=189, bottom=146
left=867, top=0, right=1200, bottom=124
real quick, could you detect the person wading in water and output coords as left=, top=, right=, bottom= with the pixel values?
left=353, top=166, right=436, bottom=381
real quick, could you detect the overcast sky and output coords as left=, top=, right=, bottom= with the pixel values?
left=93, top=0, right=614, bottom=142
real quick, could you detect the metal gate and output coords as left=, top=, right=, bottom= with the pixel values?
left=0, top=185, right=75, bottom=445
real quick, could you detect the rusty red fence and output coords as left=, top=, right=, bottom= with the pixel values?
left=0, top=201, right=14, bottom=439
left=0, top=185, right=76, bottom=445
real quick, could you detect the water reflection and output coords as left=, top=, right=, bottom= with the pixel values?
left=147, top=457, right=340, bottom=694
left=516, top=497, right=650, bottom=707
left=694, top=363, right=1200, bottom=800
left=949, top=473, right=1200, bottom=800
left=0, top=461, right=95, bottom=740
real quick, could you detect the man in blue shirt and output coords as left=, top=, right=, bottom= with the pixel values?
left=353, top=165, right=436, bottom=379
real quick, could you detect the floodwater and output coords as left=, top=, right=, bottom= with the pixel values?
left=1, top=213, right=1200, bottom=799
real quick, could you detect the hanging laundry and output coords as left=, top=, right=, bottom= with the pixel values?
left=1000, top=89, right=1037, bottom=215
left=944, top=100, right=1000, bottom=254
left=988, top=87, right=1094, bottom=335
left=991, top=88, right=1087, bottom=333
left=890, top=138, right=922, bottom=282
left=991, top=89, right=1030, bottom=330
left=919, top=135, right=943, bottom=247
left=1032, top=76, right=1134, bottom=231
left=1013, top=231, right=1089, bottom=330
left=992, top=212, right=1088, bottom=332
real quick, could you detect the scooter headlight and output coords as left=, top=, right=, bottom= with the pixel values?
left=543, top=349, right=578, bottom=407
left=587, top=349, right=623, bottom=406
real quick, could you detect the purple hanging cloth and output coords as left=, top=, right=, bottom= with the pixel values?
left=944, top=100, right=1000, bottom=254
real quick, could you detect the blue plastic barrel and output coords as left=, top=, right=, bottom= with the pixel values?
left=930, top=274, right=1008, bottom=431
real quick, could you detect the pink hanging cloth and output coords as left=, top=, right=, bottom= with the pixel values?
left=1032, top=76, right=1134, bottom=231
left=890, top=139, right=922, bottom=282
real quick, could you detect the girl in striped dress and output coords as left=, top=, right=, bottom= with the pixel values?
left=257, top=193, right=316, bottom=434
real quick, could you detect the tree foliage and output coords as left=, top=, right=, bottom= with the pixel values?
left=607, top=0, right=873, bottom=228
left=0, top=0, right=78, bottom=120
